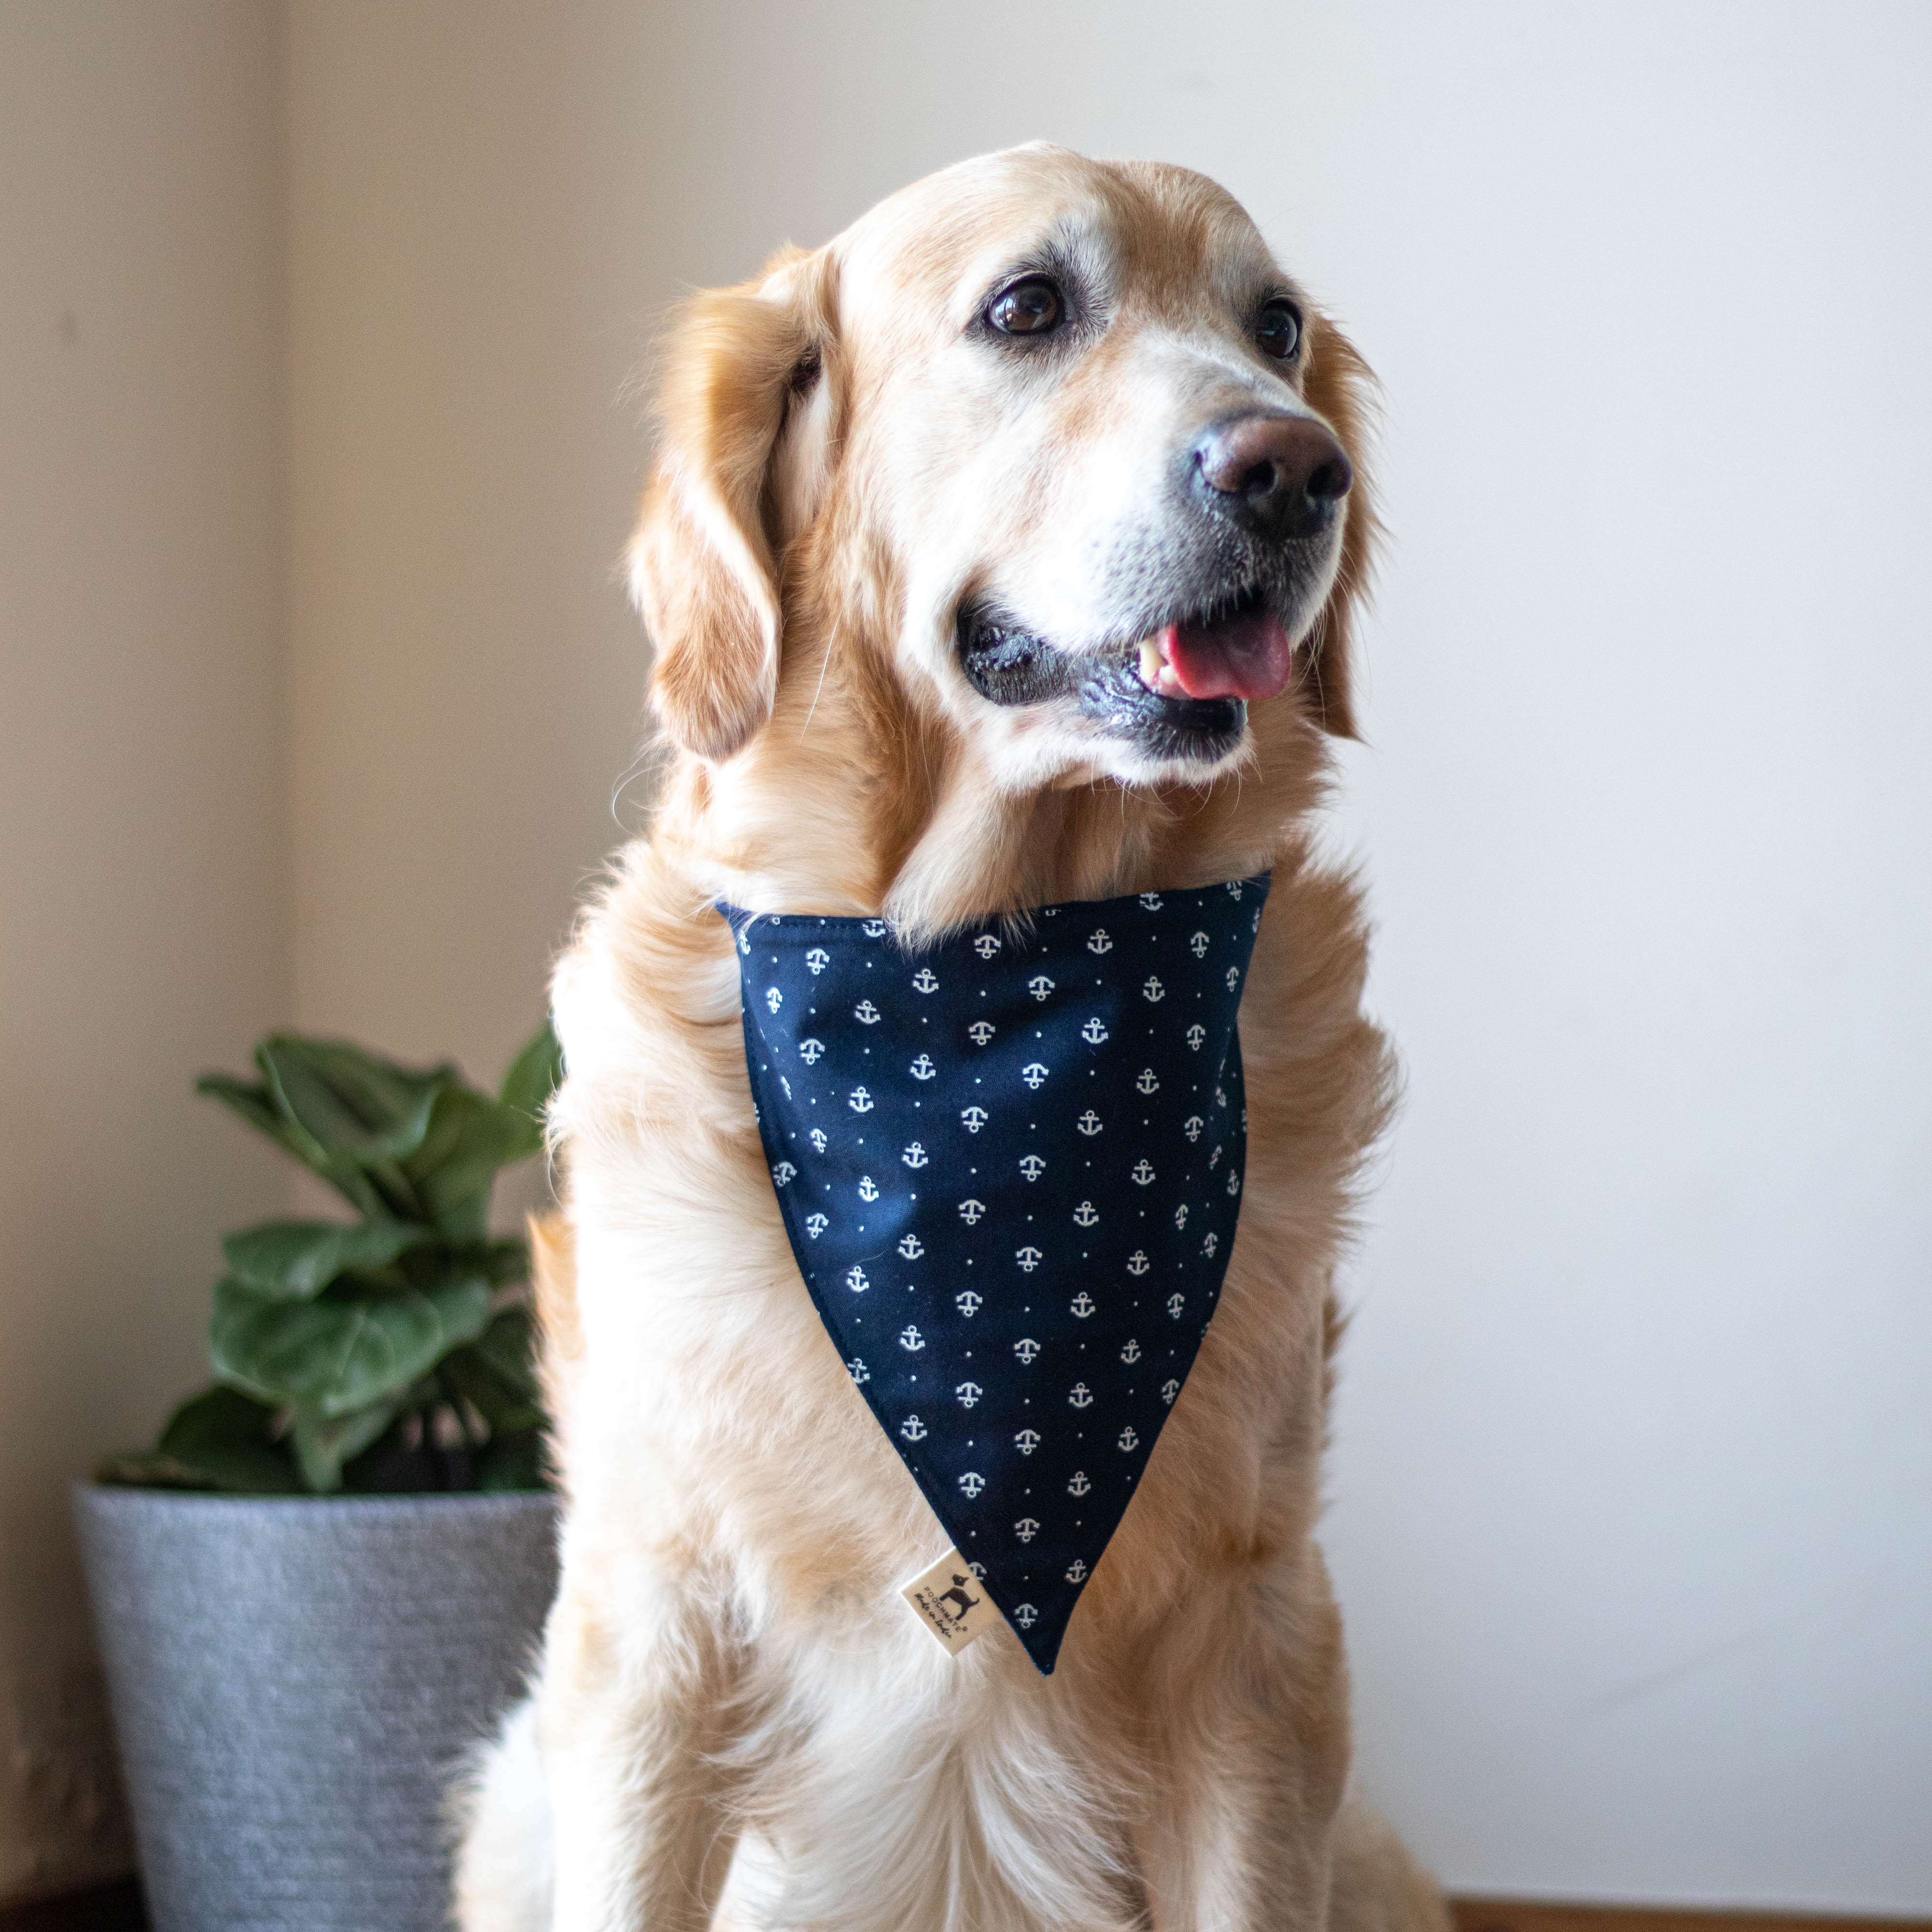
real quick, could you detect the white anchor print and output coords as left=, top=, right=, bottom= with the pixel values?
left=1202, top=1232, right=1219, bottom=1257
left=849, top=1086, right=874, bottom=1112
left=897, top=1234, right=924, bottom=1259
left=1136, top=1068, right=1160, bottom=1095
left=1138, top=892, right=1163, bottom=910
left=847, top=1357, right=868, bottom=1383
left=1121, top=1338, right=1141, bottom=1364
left=1012, top=1337, right=1040, bottom=1364
left=1185, top=1023, right=1207, bottom=1051
left=809, top=1128, right=827, bottom=1152
left=957, top=1471, right=984, bottom=1497
left=804, top=1213, right=828, bottom=1239
left=1166, top=1293, right=1186, bottom=1319
left=1088, top=929, right=1113, bottom=954
left=1072, top=1200, right=1099, bottom=1227
left=1065, top=1558, right=1089, bottom=1583
left=957, top=1197, right=986, bottom=1224
left=1227, top=880, right=1245, bottom=898
left=955, top=1381, right=981, bottom=1407
left=1021, top=1061, right=1049, bottom=1089
left=1013, top=1603, right=1038, bottom=1628
left=1142, top=976, right=1165, bottom=1002
left=862, top=918, right=888, bottom=937
left=1227, top=1168, right=1242, bottom=1195
left=1014, top=1517, right=1040, bottom=1542
left=770, top=1161, right=796, bottom=1187
left=805, top=947, right=830, bottom=975
left=910, top=1053, right=937, bottom=1080
left=1118, top=1427, right=1139, bottom=1452
left=845, top=1265, right=869, bottom=1293
left=1028, top=974, right=1054, bottom=1001
left=1190, top=930, right=1211, bottom=958
left=853, top=999, right=881, bottom=1025
left=799, top=1037, right=825, bottom=1064
left=955, top=1290, right=983, bottom=1317
left=1014, top=1245, right=1043, bottom=1272
left=1226, top=965, right=1241, bottom=991
left=1208, top=1144, right=1222, bottom=1168
left=1018, top=1153, right=1046, bottom=1181
left=780, top=1076, right=792, bottom=1100
left=1014, top=1429, right=1040, bottom=1454
left=899, top=1415, right=927, bottom=1441
left=1131, top=1159, right=1156, bottom=1186
left=1081, top=1017, right=1109, bottom=1045
left=1069, top=1292, right=1096, bottom=1319
left=1183, top=1114, right=1204, bottom=1142
left=858, top=1176, right=880, bottom=1202
left=902, top=1142, right=928, bottom=1168
left=737, top=928, right=750, bottom=954
left=1067, top=1471, right=1090, bottom=1497
left=765, top=987, right=783, bottom=1013
left=1174, top=1202, right=1189, bottom=1228
left=911, top=967, right=939, bottom=994
left=967, top=1020, right=995, bottom=1046
left=1069, top=1382, right=1094, bottom=1408
left=974, top=934, right=1001, bottom=958
left=1077, top=1109, right=1103, bottom=1136
left=1125, top=1250, right=1151, bottom=1276
left=960, top=1105, right=988, bottom=1134
left=1162, top=1378, right=1180, bottom=1404
left=899, top=1324, right=925, bottom=1351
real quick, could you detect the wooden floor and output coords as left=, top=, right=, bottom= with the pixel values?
left=1452, top=1902, right=1932, bottom=1932
left=1, top=1882, right=1927, bottom=1931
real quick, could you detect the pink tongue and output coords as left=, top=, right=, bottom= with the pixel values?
left=1161, top=606, right=1295, bottom=702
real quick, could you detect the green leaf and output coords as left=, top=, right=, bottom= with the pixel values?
left=402, top=1087, right=544, bottom=1241
left=197, top=1071, right=387, bottom=1218
left=288, top=1393, right=412, bottom=1493
left=221, top=1218, right=428, bottom=1300
left=478, top=1237, right=531, bottom=1287
left=440, top=1339, right=541, bottom=1432
left=476, top=1429, right=548, bottom=1492
left=257, top=1036, right=452, bottom=1166
left=96, top=1386, right=301, bottom=1493
left=499, top=1020, right=564, bottom=1126
left=212, top=1276, right=492, bottom=1417
left=469, top=1304, right=540, bottom=1398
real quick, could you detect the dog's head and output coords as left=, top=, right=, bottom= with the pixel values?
left=630, top=144, right=1375, bottom=812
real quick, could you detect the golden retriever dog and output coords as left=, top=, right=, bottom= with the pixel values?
left=454, top=143, right=1447, bottom=1932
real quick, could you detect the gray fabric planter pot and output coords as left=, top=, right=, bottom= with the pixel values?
left=75, top=1485, right=557, bottom=1932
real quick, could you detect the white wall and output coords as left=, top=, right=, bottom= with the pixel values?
left=282, top=1, right=1931, bottom=1907
left=0, top=0, right=288, bottom=1902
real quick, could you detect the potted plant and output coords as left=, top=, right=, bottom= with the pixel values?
left=75, top=1027, right=565, bottom=1932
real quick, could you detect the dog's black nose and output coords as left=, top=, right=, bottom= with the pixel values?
left=1193, top=413, right=1352, bottom=541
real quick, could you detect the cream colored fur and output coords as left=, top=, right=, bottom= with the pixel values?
left=452, top=145, right=1449, bottom=1932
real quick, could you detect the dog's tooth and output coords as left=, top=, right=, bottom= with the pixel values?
left=1137, top=639, right=1163, bottom=690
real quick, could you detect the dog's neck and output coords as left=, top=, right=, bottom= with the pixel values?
left=649, top=591, right=1330, bottom=938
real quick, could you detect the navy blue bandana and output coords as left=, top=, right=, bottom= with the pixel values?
left=723, top=874, right=1269, bottom=1673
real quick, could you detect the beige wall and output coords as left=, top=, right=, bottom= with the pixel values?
left=284, top=2, right=653, bottom=1076
left=4, top=0, right=1928, bottom=1909
left=281, top=2, right=1932, bottom=1907
left=0, top=0, right=288, bottom=1900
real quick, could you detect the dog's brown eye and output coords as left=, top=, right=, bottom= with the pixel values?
left=989, top=277, right=1064, bottom=337
left=1255, top=299, right=1302, bottom=360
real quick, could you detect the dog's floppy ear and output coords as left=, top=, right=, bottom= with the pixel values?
left=1298, top=318, right=1380, bottom=741
left=629, top=249, right=835, bottom=761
